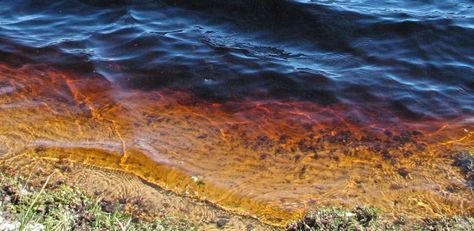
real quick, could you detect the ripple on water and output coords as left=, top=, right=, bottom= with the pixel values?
left=0, top=65, right=472, bottom=225
left=0, top=0, right=473, bottom=226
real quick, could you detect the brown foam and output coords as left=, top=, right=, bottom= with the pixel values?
left=0, top=64, right=472, bottom=225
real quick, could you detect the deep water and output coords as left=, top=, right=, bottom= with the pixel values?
left=0, top=0, right=473, bottom=121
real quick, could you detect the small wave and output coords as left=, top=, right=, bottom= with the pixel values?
left=0, top=0, right=472, bottom=121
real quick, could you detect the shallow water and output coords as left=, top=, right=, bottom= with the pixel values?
left=0, top=0, right=473, bottom=225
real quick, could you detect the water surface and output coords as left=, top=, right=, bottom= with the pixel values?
left=0, top=0, right=473, bottom=225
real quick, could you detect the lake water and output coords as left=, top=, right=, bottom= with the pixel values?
left=0, top=0, right=473, bottom=225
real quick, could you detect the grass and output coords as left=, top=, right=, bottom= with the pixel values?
left=286, top=206, right=474, bottom=231
left=0, top=173, right=195, bottom=231
left=18, top=173, right=52, bottom=230
left=415, top=216, right=474, bottom=231
left=0, top=171, right=473, bottom=231
left=286, top=206, right=380, bottom=231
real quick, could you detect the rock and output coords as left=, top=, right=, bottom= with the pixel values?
left=216, top=218, right=228, bottom=228
left=397, top=168, right=410, bottom=178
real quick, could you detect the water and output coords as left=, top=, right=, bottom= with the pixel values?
left=0, top=0, right=473, bottom=225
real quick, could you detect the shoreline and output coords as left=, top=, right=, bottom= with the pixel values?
left=0, top=155, right=276, bottom=230
left=1, top=64, right=473, bottom=227
left=1, top=153, right=473, bottom=230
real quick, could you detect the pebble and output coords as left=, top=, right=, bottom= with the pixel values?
left=216, top=218, right=228, bottom=228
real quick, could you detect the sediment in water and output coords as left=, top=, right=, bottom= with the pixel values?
left=0, top=64, right=473, bottom=226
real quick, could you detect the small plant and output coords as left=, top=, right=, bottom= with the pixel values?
left=19, top=174, right=52, bottom=231
left=0, top=174, right=195, bottom=231
left=286, top=206, right=379, bottom=231
left=287, top=206, right=474, bottom=231
left=353, top=206, right=378, bottom=227
left=415, top=216, right=474, bottom=231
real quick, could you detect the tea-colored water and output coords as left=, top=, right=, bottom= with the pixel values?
left=0, top=64, right=472, bottom=225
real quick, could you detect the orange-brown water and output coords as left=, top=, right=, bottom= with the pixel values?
left=0, top=64, right=473, bottom=225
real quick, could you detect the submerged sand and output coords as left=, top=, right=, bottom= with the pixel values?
left=0, top=64, right=473, bottom=226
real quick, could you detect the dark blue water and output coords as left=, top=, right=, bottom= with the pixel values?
left=1, top=0, right=473, bottom=121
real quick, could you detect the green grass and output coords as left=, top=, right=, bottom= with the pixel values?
left=286, top=206, right=474, bottom=231
left=1, top=173, right=473, bottom=231
left=414, top=216, right=474, bottom=231
left=286, top=206, right=380, bottom=231
left=0, top=174, right=195, bottom=231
